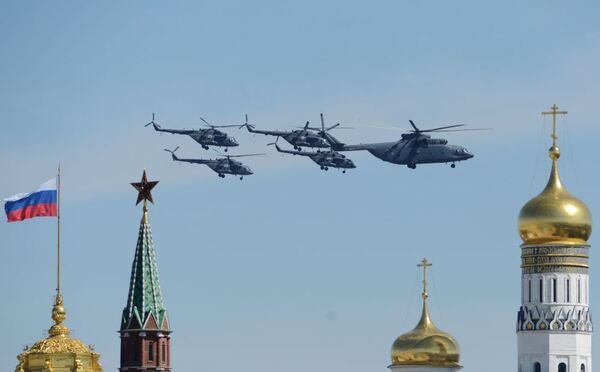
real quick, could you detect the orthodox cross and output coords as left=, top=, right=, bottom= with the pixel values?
left=542, top=104, right=568, bottom=147
left=417, top=258, right=432, bottom=301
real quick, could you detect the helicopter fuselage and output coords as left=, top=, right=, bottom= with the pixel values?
left=339, top=135, right=473, bottom=168
left=206, top=159, right=253, bottom=176
left=309, top=151, right=356, bottom=169
left=189, top=129, right=239, bottom=147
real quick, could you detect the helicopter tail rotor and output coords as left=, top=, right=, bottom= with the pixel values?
left=145, top=113, right=158, bottom=128
left=163, top=146, right=180, bottom=160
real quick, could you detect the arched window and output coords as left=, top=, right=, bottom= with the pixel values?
left=581, top=363, right=585, bottom=372
left=534, top=362, right=541, bottom=372
left=558, top=362, right=567, bottom=372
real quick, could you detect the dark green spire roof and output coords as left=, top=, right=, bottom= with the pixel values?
left=121, top=206, right=169, bottom=331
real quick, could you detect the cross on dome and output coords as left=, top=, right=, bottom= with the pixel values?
left=417, top=258, right=432, bottom=301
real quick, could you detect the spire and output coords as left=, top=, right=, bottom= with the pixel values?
left=121, top=170, right=168, bottom=331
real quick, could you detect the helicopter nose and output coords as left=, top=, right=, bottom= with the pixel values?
left=464, top=149, right=474, bottom=159
left=348, top=161, right=357, bottom=168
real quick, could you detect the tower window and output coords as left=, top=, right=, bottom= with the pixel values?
left=539, top=279, right=543, bottom=302
left=553, top=278, right=557, bottom=302
left=534, top=362, right=541, bottom=372
left=578, top=279, right=581, bottom=303
left=528, top=279, right=532, bottom=302
left=162, top=342, right=166, bottom=363
left=148, top=341, right=154, bottom=361
left=567, top=279, right=570, bottom=302
left=581, top=364, right=585, bottom=372
left=559, top=362, right=567, bottom=372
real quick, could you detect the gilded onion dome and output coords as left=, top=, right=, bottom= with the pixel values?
left=390, top=259, right=461, bottom=368
left=518, top=106, right=592, bottom=245
left=15, top=295, right=102, bottom=372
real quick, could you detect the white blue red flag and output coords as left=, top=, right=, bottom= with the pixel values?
left=4, top=178, right=58, bottom=222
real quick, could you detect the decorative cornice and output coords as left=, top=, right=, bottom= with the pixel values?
left=517, top=305, right=593, bottom=332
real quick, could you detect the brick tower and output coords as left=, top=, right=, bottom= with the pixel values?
left=120, top=170, right=171, bottom=371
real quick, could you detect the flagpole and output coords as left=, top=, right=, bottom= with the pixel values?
left=57, top=164, right=61, bottom=300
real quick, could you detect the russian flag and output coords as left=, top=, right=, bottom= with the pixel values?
left=4, top=178, right=58, bottom=223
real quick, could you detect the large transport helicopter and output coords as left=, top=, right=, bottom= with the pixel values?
left=272, top=141, right=356, bottom=173
left=146, top=113, right=240, bottom=151
left=241, top=114, right=341, bottom=150
left=164, top=147, right=261, bottom=179
left=326, top=120, right=479, bottom=169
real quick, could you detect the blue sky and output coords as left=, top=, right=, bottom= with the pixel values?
left=1, top=1, right=600, bottom=371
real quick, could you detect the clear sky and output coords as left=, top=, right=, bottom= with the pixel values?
left=1, top=1, right=600, bottom=371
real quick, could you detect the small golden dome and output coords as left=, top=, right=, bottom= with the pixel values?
left=390, top=301, right=461, bottom=367
left=16, top=295, right=102, bottom=371
left=391, top=258, right=460, bottom=368
left=518, top=146, right=592, bottom=245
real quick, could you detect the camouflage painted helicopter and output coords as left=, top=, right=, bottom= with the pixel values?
left=327, top=120, right=480, bottom=169
left=241, top=114, right=340, bottom=150
left=146, top=113, right=239, bottom=151
left=270, top=139, right=355, bottom=173
left=164, top=147, right=262, bottom=179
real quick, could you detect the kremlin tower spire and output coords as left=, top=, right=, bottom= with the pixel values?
left=389, top=258, right=461, bottom=372
left=516, top=105, right=592, bottom=372
left=120, top=170, right=171, bottom=371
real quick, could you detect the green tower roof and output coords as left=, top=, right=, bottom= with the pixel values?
left=121, top=206, right=169, bottom=331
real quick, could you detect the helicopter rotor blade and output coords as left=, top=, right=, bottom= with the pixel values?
left=409, top=120, right=419, bottom=131
left=200, top=117, right=213, bottom=127
left=320, top=113, right=325, bottom=131
left=418, top=124, right=466, bottom=132
left=163, top=146, right=180, bottom=153
left=325, top=123, right=340, bottom=131
left=428, top=128, right=492, bottom=132
left=226, top=153, right=266, bottom=158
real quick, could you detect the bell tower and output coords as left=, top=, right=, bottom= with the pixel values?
left=516, top=105, right=592, bottom=372
left=120, top=170, right=171, bottom=371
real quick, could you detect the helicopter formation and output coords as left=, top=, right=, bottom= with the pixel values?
left=146, top=113, right=483, bottom=179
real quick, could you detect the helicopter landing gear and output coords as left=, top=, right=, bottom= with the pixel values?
left=342, top=170, right=346, bottom=174
left=224, top=148, right=228, bottom=152
left=320, top=166, right=324, bottom=170
left=324, top=166, right=329, bottom=171
left=202, top=145, right=209, bottom=150
left=451, top=163, right=456, bottom=168
left=218, top=174, right=225, bottom=178
left=240, top=176, right=243, bottom=180
left=407, top=163, right=416, bottom=169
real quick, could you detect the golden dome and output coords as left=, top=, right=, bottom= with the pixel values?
left=16, top=295, right=102, bottom=372
left=518, top=145, right=592, bottom=245
left=390, top=258, right=460, bottom=368
left=390, top=301, right=461, bottom=367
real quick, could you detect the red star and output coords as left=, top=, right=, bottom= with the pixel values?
left=131, top=170, right=159, bottom=205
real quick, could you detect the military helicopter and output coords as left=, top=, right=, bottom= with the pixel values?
left=270, top=139, right=356, bottom=173
left=164, top=147, right=262, bottom=179
left=327, top=120, right=480, bottom=169
left=145, top=113, right=240, bottom=151
left=241, top=114, right=340, bottom=150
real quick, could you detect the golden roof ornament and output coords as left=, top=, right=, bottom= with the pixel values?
left=15, top=295, right=103, bottom=371
left=390, top=258, right=461, bottom=368
left=518, top=104, right=592, bottom=245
